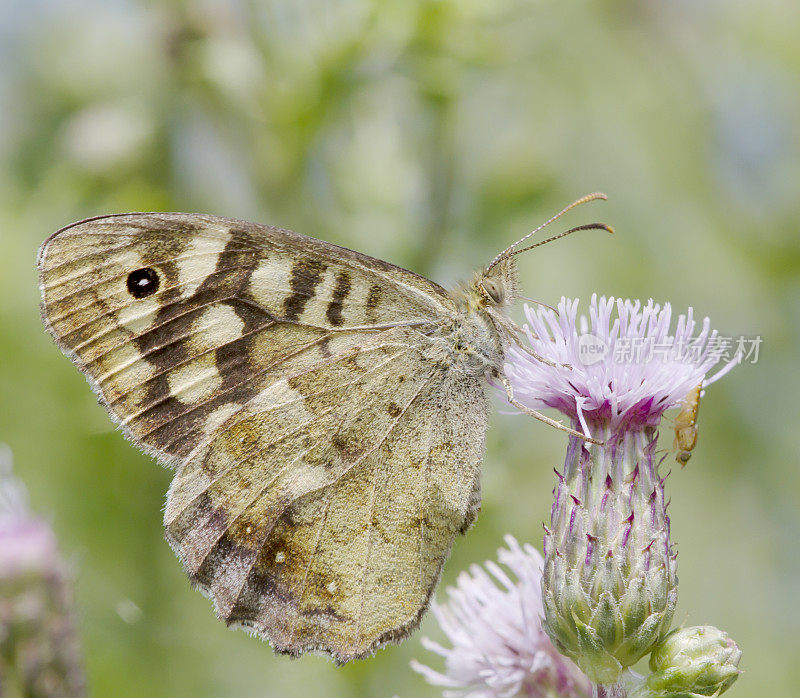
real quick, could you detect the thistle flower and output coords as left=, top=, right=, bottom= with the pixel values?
left=411, top=535, right=591, bottom=698
left=504, top=297, right=739, bottom=690
left=506, top=296, right=738, bottom=437
left=0, top=446, right=85, bottom=697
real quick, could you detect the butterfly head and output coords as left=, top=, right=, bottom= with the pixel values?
left=474, top=256, right=518, bottom=310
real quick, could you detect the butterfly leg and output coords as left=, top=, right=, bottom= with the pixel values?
left=488, top=310, right=573, bottom=370
left=515, top=340, right=572, bottom=370
left=498, top=374, right=602, bottom=444
left=509, top=319, right=574, bottom=370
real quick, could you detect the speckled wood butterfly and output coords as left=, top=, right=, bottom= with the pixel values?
left=37, top=195, right=609, bottom=662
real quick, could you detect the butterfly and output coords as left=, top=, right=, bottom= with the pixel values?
left=37, top=194, right=610, bottom=663
left=673, top=382, right=702, bottom=466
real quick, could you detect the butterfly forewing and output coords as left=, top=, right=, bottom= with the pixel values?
left=38, top=214, right=455, bottom=462
left=38, top=212, right=488, bottom=661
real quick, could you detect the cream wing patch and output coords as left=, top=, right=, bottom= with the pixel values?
left=177, top=232, right=232, bottom=299
left=204, top=402, right=243, bottom=434
left=248, top=255, right=295, bottom=311
left=166, top=355, right=222, bottom=406
left=188, top=305, right=246, bottom=352
left=117, top=296, right=160, bottom=334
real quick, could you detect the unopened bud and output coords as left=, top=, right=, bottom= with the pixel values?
left=642, top=625, right=741, bottom=696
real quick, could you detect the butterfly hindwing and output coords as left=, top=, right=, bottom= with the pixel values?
left=165, top=327, right=488, bottom=661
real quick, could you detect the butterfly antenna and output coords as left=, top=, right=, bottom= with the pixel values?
left=487, top=192, right=608, bottom=272
left=509, top=222, right=614, bottom=258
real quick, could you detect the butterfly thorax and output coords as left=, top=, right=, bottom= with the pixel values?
left=425, top=309, right=503, bottom=378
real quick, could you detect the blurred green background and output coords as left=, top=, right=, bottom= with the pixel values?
left=1, top=0, right=798, bottom=695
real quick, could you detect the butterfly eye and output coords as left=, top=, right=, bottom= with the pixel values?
left=126, top=268, right=160, bottom=298
left=481, top=279, right=504, bottom=305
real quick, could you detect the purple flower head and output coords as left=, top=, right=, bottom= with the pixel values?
left=411, top=535, right=590, bottom=698
left=505, top=295, right=740, bottom=436
left=0, top=446, right=85, bottom=696
left=0, top=448, right=61, bottom=580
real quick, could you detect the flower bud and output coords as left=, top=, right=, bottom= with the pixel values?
left=644, top=625, right=742, bottom=696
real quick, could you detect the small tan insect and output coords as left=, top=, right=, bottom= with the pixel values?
left=673, top=382, right=703, bottom=466
left=37, top=195, right=610, bottom=663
